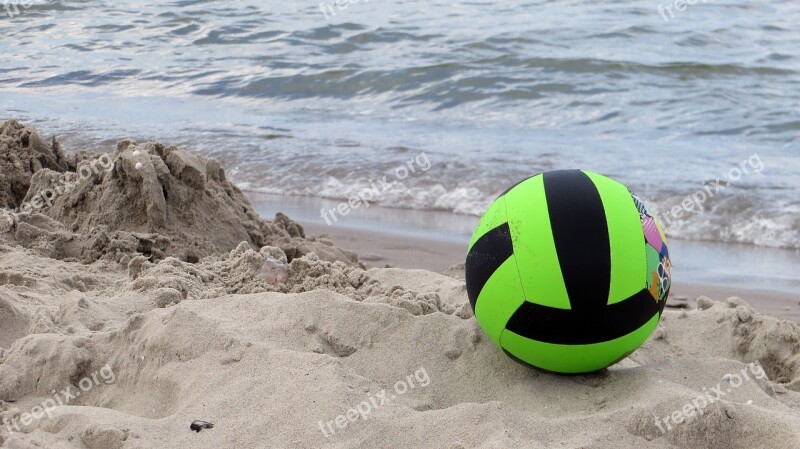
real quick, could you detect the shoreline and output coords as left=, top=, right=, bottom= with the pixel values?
left=241, top=186, right=800, bottom=322
left=245, top=190, right=800, bottom=294
left=300, top=219, right=800, bottom=322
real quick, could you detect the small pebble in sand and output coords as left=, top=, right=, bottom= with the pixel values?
left=665, top=296, right=689, bottom=309
left=190, top=420, right=214, bottom=433
left=134, top=162, right=143, bottom=170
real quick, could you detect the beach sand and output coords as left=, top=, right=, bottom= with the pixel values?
left=1, top=120, right=800, bottom=449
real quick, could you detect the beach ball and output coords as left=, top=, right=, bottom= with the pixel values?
left=465, top=170, right=671, bottom=373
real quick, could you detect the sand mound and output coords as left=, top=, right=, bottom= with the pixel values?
left=0, top=120, right=68, bottom=210
left=125, top=242, right=463, bottom=317
left=1, top=121, right=357, bottom=265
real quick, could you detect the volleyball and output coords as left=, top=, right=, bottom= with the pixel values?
left=466, top=170, right=671, bottom=374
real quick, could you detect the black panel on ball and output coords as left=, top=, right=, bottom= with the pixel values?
left=505, top=288, right=661, bottom=345
left=465, top=223, right=514, bottom=312
left=542, top=170, right=612, bottom=312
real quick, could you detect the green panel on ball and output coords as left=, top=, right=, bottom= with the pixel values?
left=504, top=175, right=572, bottom=310
left=582, top=170, right=647, bottom=306
left=499, top=313, right=660, bottom=374
left=474, top=255, right=527, bottom=347
left=468, top=195, right=508, bottom=251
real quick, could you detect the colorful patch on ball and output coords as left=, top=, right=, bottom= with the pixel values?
left=465, top=170, right=671, bottom=374
left=635, top=193, right=671, bottom=303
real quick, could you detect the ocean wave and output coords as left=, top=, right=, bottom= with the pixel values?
left=241, top=177, right=800, bottom=250
left=4, top=0, right=800, bottom=252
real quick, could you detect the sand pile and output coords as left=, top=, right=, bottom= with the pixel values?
left=0, top=121, right=357, bottom=265
left=124, top=242, right=466, bottom=318
left=1, top=120, right=799, bottom=448
left=0, top=120, right=68, bottom=210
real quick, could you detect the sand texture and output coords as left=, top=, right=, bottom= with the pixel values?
left=1, top=121, right=799, bottom=449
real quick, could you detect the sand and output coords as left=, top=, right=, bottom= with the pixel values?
left=300, top=222, right=468, bottom=274
left=1, top=120, right=799, bottom=449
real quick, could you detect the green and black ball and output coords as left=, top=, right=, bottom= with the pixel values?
left=466, top=170, right=671, bottom=374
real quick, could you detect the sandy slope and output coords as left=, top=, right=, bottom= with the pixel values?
left=1, top=121, right=799, bottom=449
